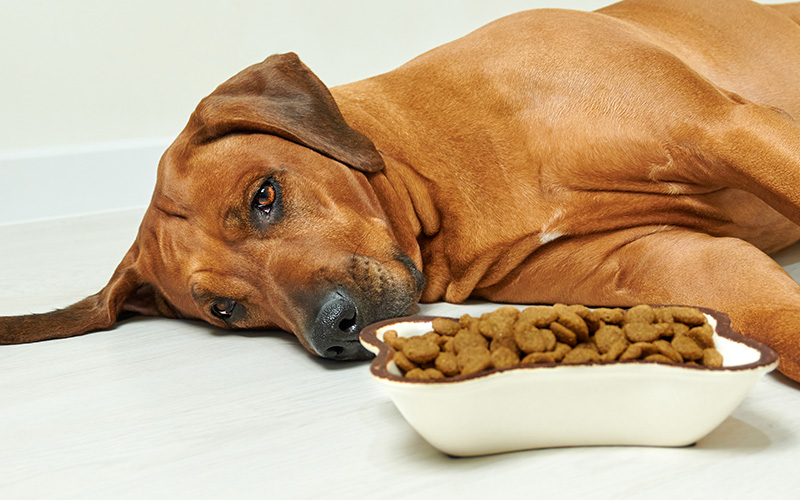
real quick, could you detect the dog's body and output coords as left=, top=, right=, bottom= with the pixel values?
left=3, top=0, right=800, bottom=381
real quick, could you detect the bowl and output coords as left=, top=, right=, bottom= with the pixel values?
left=359, top=307, right=779, bottom=456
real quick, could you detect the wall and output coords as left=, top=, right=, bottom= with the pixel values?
left=1, top=1, right=791, bottom=224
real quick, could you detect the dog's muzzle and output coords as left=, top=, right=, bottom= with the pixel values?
left=311, top=291, right=373, bottom=360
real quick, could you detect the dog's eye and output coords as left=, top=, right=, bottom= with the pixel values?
left=253, top=180, right=276, bottom=214
left=210, top=298, right=236, bottom=319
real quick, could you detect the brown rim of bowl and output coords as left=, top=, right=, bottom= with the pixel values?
left=359, top=306, right=780, bottom=384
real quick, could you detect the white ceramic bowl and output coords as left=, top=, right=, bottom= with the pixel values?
left=359, top=307, right=778, bottom=457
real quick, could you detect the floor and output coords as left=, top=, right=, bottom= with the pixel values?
left=1, top=209, right=799, bottom=499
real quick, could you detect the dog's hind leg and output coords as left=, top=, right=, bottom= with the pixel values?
left=699, top=101, right=800, bottom=228
left=476, top=227, right=800, bottom=383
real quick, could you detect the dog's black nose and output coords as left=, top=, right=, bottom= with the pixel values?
left=312, top=292, right=373, bottom=360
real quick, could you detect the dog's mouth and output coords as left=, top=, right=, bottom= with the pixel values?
left=306, top=253, right=424, bottom=361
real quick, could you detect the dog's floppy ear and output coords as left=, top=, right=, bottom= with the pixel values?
left=0, top=245, right=172, bottom=344
left=190, top=52, right=384, bottom=172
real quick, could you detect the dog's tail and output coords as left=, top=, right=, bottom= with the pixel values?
left=0, top=244, right=168, bottom=344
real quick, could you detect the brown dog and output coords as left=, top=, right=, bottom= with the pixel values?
left=2, top=0, right=800, bottom=381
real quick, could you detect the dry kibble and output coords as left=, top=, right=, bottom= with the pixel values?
left=394, top=351, right=417, bottom=372
left=653, top=339, right=683, bottom=363
left=623, top=323, right=661, bottom=343
left=383, top=330, right=405, bottom=350
left=402, top=337, right=441, bottom=364
left=644, top=354, right=676, bottom=364
left=702, top=348, right=723, bottom=367
left=397, top=304, right=721, bottom=379
left=687, top=324, right=715, bottom=349
left=432, top=317, right=460, bottom=336
left=453, top=329, right=489, bottom=353
left=669, top=307, right=707, bottom=326
left=490, top=329, right=521, bottom=355
left=552, top=342, right=572, bottom=362
left=594, top=308, right=625, bottom=324
left=424, top=368, right=446, bottom=379
left=518, top=306, right=559, bottom=328
left=422, top=331, right=441, bottom=345
left=405, top=368, right=428, bottom=379
left=594, top=325, right=625, bottom=354
left=478, top=306, right=519, bottom=338
left=435, top=351, right=460, bottom=376
left=491, top=347, right=520, bottom=369
left=550, top=321, right=578, bottom=346
left=601, top=339, right=629, bottom=361
left=625, top=304, right=656, bottom=324
left=672, top=335, right=704, bottom=361
left=555, top=312, right=590, bottom=342
left=521, top=352, right=557, bottom=364
left=457, top=345, right=492, bottom=375
left=515, top=325, right=549, bottom=353
left=562, top=346, right=601, bottom=364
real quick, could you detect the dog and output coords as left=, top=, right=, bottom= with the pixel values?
left=2, top=0, right=800, bottom=382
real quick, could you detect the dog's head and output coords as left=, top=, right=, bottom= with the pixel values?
left=0, top=53, right=425, bottom=360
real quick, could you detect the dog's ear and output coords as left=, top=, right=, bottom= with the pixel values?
left=190, top=52, right=384, bottom=172
left=0, top=245, right=172, bottom=344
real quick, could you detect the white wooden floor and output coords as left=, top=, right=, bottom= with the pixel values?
left=1, top=209, right=800, bottom=499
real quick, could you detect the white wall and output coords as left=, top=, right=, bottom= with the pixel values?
left=0, top=0, right=792, bottom=224
left=0, top=0, right=614, bottom=151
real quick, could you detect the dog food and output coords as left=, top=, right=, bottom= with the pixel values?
left=383, top=304, right=724, bottom=380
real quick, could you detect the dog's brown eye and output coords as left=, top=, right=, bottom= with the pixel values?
left=253, top=181, right=276, bottom=213
left=211, top=298, right=236, bottom=319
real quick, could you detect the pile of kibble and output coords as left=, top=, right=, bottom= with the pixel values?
left=382, top=304, right=724, bottom=380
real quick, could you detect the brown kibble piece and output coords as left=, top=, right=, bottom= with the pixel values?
left=670, top=322, right=690, bottom=337
left=459, top=314, right=481, bottom=335
left=383, top=330, right=405, bottom=350
left=644, top=354, right=676, bottom=364
left=457, top=345, right=492, bottom=375
left=491, top=347, right=520, bottom=369
left=453, top=329, right=489, bottom=353
left=623, top=323, right=661, bottom=343
left=422, top=331, right=441, bottom=345
left=625, top=304, right=656, bottom=324
left=672, top=335, right=704, bottom=361
left=601, top=339, right=629, bottom=361
left=521, top=352, right=557, bottom=364
left=478, top=307, right=518, bottom=339
left=550, top=321, right=578, bottom=346
left=687, top=324, right=715, bottom=349
left=594, top=308, right=625, bottom=324
left=562, top=347, right=600, bottom=364
left=394, top=351, right=417, bottom=373
left=515, top=325, right=548, bottom=353
left=424, top=368, right=445, bottom=379
left=653, top=339, right=683, bottom=363
left=702, top=348, right=723, bottom=367
left=490, top=329, right=521, bottom=355
left=518, top=306, right=559, bottom=328
left=403, top=337, right=440, bottom=364
left=432, top=317, right=460, bottom=336
left=405, top=368, right=428, bottom=379
left=552, top=342, right=572, bottom=361
left=435, top=351, right=460, bottom=376
left=594, top=325, right=625, bottom=354
left=556, top=312, right=590, bottom=342
left=654, top=307, right=674, bottom=323
left=669, top=307, right=707, bottom=326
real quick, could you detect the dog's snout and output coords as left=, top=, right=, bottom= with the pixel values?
left=312, top=292, right=373, bottom=360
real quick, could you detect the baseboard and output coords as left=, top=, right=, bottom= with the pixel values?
left=0, top=137, right=172, bottom=226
